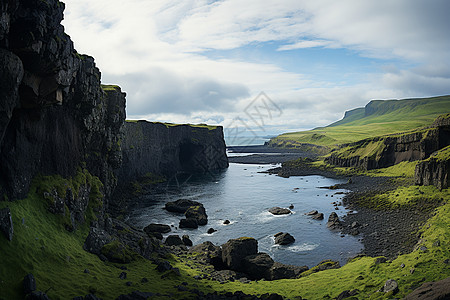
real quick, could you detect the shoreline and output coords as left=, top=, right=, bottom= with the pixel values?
left=228, top=145, right=435, bottom=260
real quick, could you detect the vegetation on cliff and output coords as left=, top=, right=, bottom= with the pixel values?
left=269, top=95, right=450, bottom=149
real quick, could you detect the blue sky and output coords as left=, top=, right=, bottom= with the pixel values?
left=62, top=0, right=450, bottom=137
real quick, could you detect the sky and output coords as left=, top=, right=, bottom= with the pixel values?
left=62, top=0, right=450, bottom=139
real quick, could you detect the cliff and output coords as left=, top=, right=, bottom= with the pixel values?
left=118, top=121, right=229, bottom=182
left=0, top=0, right=125, bottom=202
left=326, top=118, right=450, bottom=170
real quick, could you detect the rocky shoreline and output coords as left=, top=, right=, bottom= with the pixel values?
left=264, top=153, right=438, bottom=261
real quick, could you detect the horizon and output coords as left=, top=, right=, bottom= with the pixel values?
left=62, top=0, right=450, bottom=137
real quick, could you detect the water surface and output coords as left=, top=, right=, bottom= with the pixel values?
left=129, top=163, right=363, bottom=267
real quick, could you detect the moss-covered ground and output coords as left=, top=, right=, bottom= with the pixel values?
left=270, top=95, right=450, bottom=149
left=2, top=161, right=448, bottom=299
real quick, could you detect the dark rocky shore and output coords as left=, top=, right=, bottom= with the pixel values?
left=227, top=145, right=315, bottom=164
left=234, top=145, right=437, bottom=260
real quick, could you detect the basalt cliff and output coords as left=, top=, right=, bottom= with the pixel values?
left=0, top=0, right=228, bottom=206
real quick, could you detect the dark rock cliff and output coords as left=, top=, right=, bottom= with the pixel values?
left=327, top=123, right=450, bottom=170
left=118, top=121, right=229, bottom=182
left=415, top=157, right=449, bottom=190
left=0, top=0, right=126, bottom=201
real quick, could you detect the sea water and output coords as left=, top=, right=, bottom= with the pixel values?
left=128, top=163, right=363, bottom=268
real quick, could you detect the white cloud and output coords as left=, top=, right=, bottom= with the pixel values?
left=62, top=0, right=450, bottom=135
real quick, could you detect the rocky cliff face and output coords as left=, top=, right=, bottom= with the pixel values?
left=0, top=0, right=126, bottom=201
left=415, top=158, right=449, bottom=190
left=118, top=121, right=229, bottom=182
left=327, top=123, right=450, bottom=170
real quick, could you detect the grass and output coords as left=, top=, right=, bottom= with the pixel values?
left=428, top=145, right=450, bottom=162
left=101, top=84, right=121, bottom=92
left=0, top=167, right=449, bottom=299
left=0, top=171, right=218, bottom=299
left=125, top=120, right=218, bottom=130
left=270, top=95, right=450, bottom=149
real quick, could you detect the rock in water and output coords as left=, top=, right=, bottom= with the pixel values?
left=0, top=207, right=14, bottom=241
left=164, top=235, right=184, bottom=246
left=165, top=199, right=202, bottom=213
left=274, top=232, right=295, bottom=245
left=221, top=237, right=258, bottom=270
left=306, top=210, right=318, bottom=216
left=179, top=218, right=198, bottom=229
left=185, top=205, right=208, bottom=225
left=207, top=228, right=216, bottom=234
left=143, top=223, right=171, bottom=234
left=268, top=207, right=291, bottom=215
left=182, top=235, right=193, bottom=246
left=327, top=212, right=342, bottom=229
left=312, top=213, right=324, bottom=220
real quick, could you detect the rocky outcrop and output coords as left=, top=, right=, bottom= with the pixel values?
left=118, top=121, right=228, bottom=183
left=327, top=124, right=450, bottom=170
left=415, top=148, right=450, bottom=190
left=221, top=237, right=258, bottom=270
left=327, top=212, right=342, bottom=230
left=268, top=207, right=292, bottom=215
left=274, top=232, right=295, bottom=245
left=0, top=0, right=126, bottom=203
left=404, top=276, right=450, bottom=300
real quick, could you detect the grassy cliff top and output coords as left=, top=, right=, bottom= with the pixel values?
left=271, top=95, right=450, bottom=148
left=125, top=120, right=218, bottom=130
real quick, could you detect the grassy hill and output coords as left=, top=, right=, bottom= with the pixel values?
left=269, top=95, right=450, bottom=149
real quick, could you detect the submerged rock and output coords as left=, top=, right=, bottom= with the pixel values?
left=268, top=207, right=292, bottom=215
left=274, top=232, right=295, bottom=245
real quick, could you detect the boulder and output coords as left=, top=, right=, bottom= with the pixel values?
left=404, top=276, right=450, bottom=300
left=268, top=207, right=291, bottom=215
left=207, top=228, right=216, bottom=234
left=164, top=235, right=184, bottom=246
left=0, top=207, right=14, bottom=241
left=274, top=232, right=295, bottom=245
left=312, top=213, right=324, bottom=220
left=241, top=253, right=274, bottom=280
left=83, top=228, right=112, bottom=255
left=179, top=218, right=198, bottom=229
left=165, top=199, right=202, bottom=213
left=306, top=210, right=318, bottom=216
left=223, top=220, right=230, bottom=225
left=185, top=205, right=208, bottom=225
left=182, top=235, right=193, bottom=246
left=270, top=262, right=308, bottom=280
left=221, top=237, right=258, bottom=270
left=327, top=212, right=342, bottom=229
left=189, top=241, right=223, bottom=267
left=143, top=223, right=171, bottom=234
left=381, top=279, right=398, bottom=294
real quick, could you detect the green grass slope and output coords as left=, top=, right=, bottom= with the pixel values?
left=270, top=95, right=450, bottom=149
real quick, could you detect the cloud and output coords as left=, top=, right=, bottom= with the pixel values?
left=277, top=40, right=334, bottom=51
left=105, top=68, right=250, bottom=115
left=62, top=0, right=450, bottom=134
